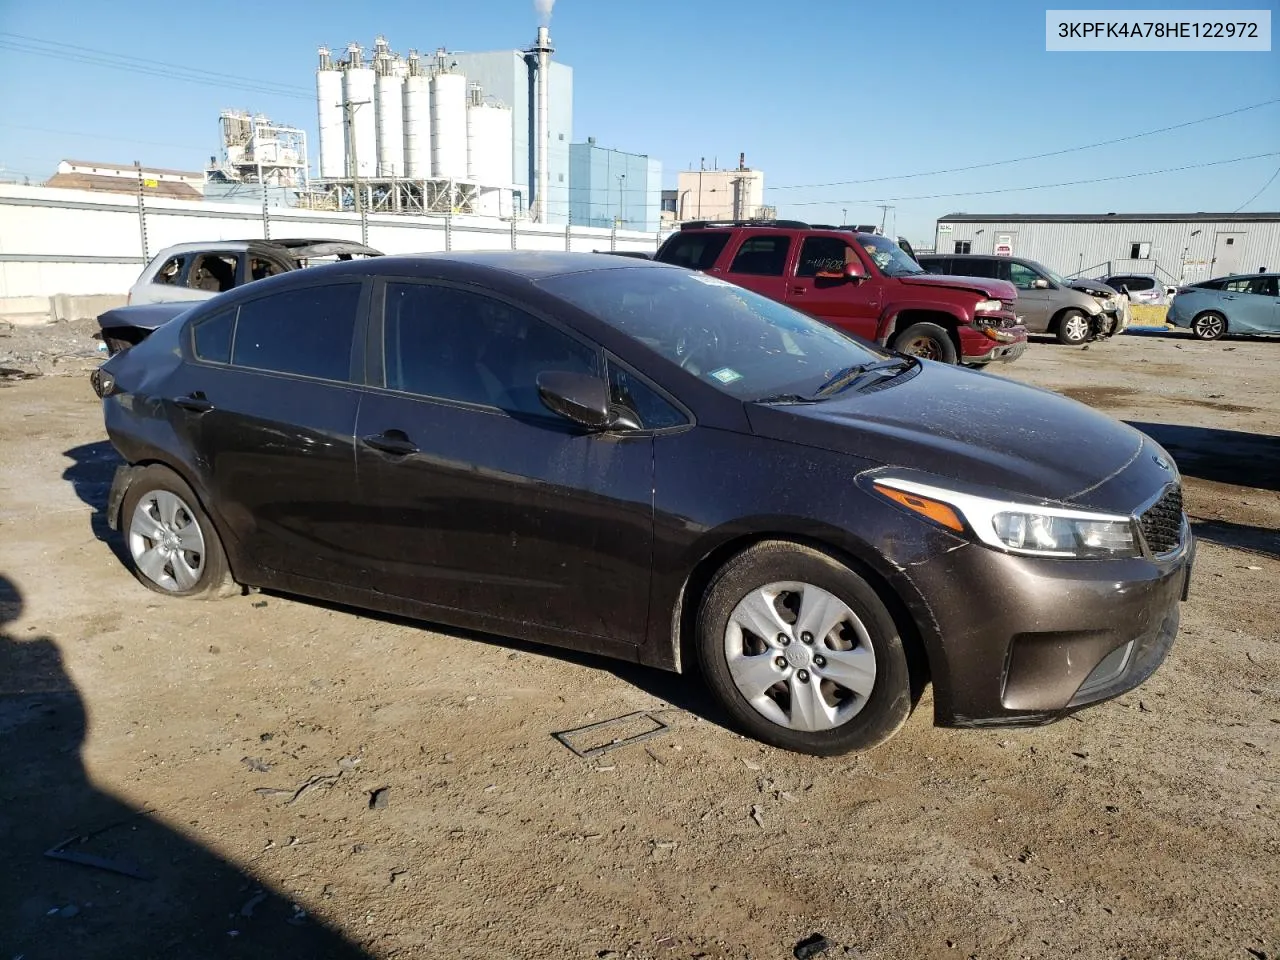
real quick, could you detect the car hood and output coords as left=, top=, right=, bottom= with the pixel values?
left=896, top=273, right=1017, bottom=301
left=744, top=361, right=1144, bottom=504
left=97, top=302, right=195, bottom=332
left=1070, top=279, right=1119, bottom=298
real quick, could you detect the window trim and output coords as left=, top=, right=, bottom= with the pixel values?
left=183, top=278, right=370, bottom=385
left=366, top=276, right=610, bottom=423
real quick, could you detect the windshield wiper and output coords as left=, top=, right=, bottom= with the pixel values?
left=813, top=358, right=914, bottom=398
left=750, top=393, right=822, bottom=405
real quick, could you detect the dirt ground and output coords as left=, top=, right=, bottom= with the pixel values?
left=0, top=327, right=1276, bottom=960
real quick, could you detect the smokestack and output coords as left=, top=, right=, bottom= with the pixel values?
left=739, top=152, right=745, bottom=170
left=531, top=25, right=553, bottom=222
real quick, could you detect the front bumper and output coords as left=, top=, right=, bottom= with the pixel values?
left=959, top=323, right=1030, bottom=364
left=909, top=525, right=1193, bottom=727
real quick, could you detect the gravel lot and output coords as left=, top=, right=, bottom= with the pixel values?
left=1, top=327, right=1276, bottom=960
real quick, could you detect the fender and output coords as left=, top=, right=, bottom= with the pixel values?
left=876, top=299, right=970, bottom=345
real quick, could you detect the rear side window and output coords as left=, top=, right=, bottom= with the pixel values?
left=231, top=283, right=361, bottom=381
left=383, top=282, right=599, bottom=417
left=192, top=309, right=234, bottom=363
left=1223, top=278, right=1253, bottom=292
left=796, top=237, right=855, bottom=277
left=153, top=255, right=186, bottom=286
left=188, top=253, right=240, bottom=293
left=951, top=258, right=997, bottom=279
left=729, top=236, right=791, bottom=276
left=655, top=232, right=731, bottom=270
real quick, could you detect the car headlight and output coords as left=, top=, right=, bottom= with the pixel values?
left=973, top=299, right=1003, bottom=313
left=871, top=476, right=1140, bottom=559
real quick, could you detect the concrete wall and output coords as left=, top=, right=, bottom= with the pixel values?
left=935, top=217, right=1280, bottom=285
left=0, top=184, right=671, bottom=317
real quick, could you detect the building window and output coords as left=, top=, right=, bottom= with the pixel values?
left=954, top=240, right=971, bottom=254
left=558, top=173, right=564, bottom=182
left=1130, top=242, right=1152, bottom=259
left=558, top=133, right=564, bottom=141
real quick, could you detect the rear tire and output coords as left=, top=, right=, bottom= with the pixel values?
left=1055, top=310, right=1091, bottom=346
left=121, top=464, right=234, bottom=600
left=1190, top=311, right=1226, bottom=341
left=696, top=541, right=913, bottom=756
left=893, top=322, right=958, bottom=365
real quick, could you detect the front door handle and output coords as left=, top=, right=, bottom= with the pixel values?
left=173, top=392, right=213, bottom=413
left=790, top=286, right=807, bottom=295
left=362, top=430, right=418, bottom=456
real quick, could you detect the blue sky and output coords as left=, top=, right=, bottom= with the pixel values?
left=1, top=0, right=1277, bottom=242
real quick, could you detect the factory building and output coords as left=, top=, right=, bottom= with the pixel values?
left=673, top=157, right=766, bottom=223
left=569, top=139, right=661, bottom=232
left=315, top=28, right=570, bottom=221
left=935, top=212, right=1280, bottom=285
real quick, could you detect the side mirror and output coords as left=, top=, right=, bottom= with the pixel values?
left=815, top=262, right=866, bottom=281
left=1032, top=278, right=1051, bottom=289
left=537, top=370, right=612, bottom=430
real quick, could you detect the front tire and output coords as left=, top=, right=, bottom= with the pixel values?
left=893, top=322, right=958, bottom=364
left=696, top=541, right=913, bottom=756
left=1055, top=309, right=1091, bottom=345
left=1190, top=311, right=1226, bottom=340
left=121, top=464, right=233, bottom=599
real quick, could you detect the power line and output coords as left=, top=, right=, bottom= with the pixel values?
left=1234, top=162, right=1280, bottom=212
left=0, top=36, right=313, bottom=100
left=781, top=151, right=1280, bottom=206
left=768, top=98, right=1280, bottom=191
left=3, top=123, right=209, bottom=153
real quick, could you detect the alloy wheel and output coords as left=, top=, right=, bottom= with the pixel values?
left=723, top=581, right=877, bottom=732
left=1193, top=314, right=1224, bottom=339
left=128, top=490, right=206, bottom=592
left=900, top=336, right=941, bottom=361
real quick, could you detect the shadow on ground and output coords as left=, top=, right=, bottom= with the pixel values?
left=1127, top=421, right=1280, bottom=494
left=1189, top=518, right=1280, bottom=561
left=62, top=440, right=128, bottom=567
left=0, top=574, right=372, bottom=960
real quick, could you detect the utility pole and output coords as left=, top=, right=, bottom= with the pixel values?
left=617, top=173, right=626, bottom=228
left=842, top=207, right=848, bottom=224
left=877, top=204, right=893, bottom=234
left=342, top=98, right=371, bottom=245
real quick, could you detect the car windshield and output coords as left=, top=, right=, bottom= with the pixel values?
left=1042, top=265, right=1070, bottom=286
left=857, top=235, right=925, bottom=277
left=538, top=267, right=889, bottom=401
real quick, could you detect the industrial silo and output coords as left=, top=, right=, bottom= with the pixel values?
left=402, top=51, right=431, bottom=179
left=430, top=70, right=468, bottom=180
left=315, top=47, right=345, bottom=179
left=467, top=96, right=514, bottom=187
left=342, top=43, right=377, bottom=178
left=373, top=37, right=404, bottom=178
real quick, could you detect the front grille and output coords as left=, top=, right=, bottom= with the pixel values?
left=1138, top=485, right=1184, bottom=556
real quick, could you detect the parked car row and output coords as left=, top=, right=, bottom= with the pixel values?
left=1168, top=272, right=1280, bottom=339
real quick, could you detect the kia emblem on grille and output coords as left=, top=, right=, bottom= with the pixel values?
left=1153, top=455, right=1170, bottom=470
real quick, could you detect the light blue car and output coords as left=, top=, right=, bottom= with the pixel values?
left=1167, top=273, right=1280, bottom=340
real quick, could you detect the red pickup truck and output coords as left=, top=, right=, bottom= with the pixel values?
left=654, top=221, right=1027, bottom=365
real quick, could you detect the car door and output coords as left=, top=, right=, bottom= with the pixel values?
left=785, top=235, right=881, bottom=340
left=1003, top=260, right=1054, bottom=332
left=173, top=280, right=367, bottom=586
left=720, top=233, right=794, bottom=303
left=1232, top=275, right=1280, bottom=332
left=350, top=279, right=656, bottom=646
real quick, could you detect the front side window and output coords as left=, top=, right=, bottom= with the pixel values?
left=249, top=257, right=286, bottom=281
left=1008, top=262, right=1043, bottom=290
left=188, top=253, right=239, bottom=293
left=608, top=362, right=686, bottom=429
left=231, top=283, right=361, bottom=381
left=728, top=235, right=792, bottom=277
left=538, top=268, right=887, bottom=401
left=1250, top=276, right=1278, bottom=297
left=796, top=237, right=856, bottom=278
left=655, top=232, right=731, bottom=271
left=383, top=282, right=598, bottom=417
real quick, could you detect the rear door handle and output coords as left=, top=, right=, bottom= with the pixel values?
left=173, top=392, right=213, bottom=413
left=361, top=430, right=418, bottom=456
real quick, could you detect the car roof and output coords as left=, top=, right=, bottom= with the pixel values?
left=149, top=238, right=379, bottom=258
left=349, top=250, right=680, bottom=280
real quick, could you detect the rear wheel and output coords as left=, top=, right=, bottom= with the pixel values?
left=121, top=464, right=233, bottom=599
left=1190, top=311, right=1226, bottom=341
left=893, top=322, right=958, bottom=364
left=1055, top=310, right=1091, bottom=345
left=696, top=541, right=913, bottom=756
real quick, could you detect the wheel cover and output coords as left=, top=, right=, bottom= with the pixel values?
left=724, top=581, right=877, bottom=732
left=1195, top=314, right=1223, bottom=337
left=128, top=490, right=206, bottom=592
left=901, top=336, right=941, bottom=360
left=1064, top=315, right=1089, bottom=342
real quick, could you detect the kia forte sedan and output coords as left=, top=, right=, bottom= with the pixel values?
left=91, top=253, right=1193, bottom=755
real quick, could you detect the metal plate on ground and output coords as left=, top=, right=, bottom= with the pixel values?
left=553, top=710, right=672, bottom=759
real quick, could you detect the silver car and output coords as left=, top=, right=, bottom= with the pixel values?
left=126, top=238, right=381, bottom=305
left=918, top=254, right=1119, bottom=345
left=1102, top=274, right=1168, bottom=306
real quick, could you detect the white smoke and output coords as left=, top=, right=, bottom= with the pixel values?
left=535, top=0, right=555, bottom=25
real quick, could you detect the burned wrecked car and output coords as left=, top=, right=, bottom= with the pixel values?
left=92, top=252, right=1192, bottom=755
